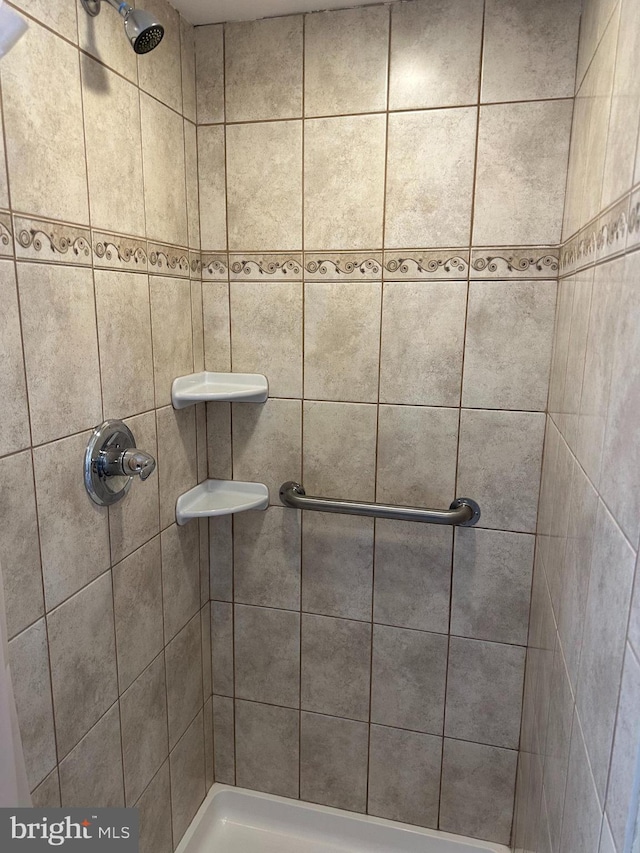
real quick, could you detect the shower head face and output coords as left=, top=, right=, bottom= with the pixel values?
left=123, top=8, right=164, bottom=54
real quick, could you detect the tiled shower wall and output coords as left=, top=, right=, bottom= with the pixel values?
left=513, top=0, right=640, bottom=850
left=0, top=1, right=213, bottom=851
left=198, top=1, right=579, bottom=845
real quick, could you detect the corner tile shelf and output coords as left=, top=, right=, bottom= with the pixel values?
left=172, top=371, right=269, bottom=409
left=176, top=479, right=269, bottom=525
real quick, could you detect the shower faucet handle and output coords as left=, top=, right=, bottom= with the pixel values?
left=119, top=449, right=156, bottom=481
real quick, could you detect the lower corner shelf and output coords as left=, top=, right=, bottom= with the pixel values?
left=176, top=479, right=269, bottom=525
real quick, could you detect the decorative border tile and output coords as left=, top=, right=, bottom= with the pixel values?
left=383, top=250, right=468, bottom=280
left=470, top=249, right=559, bottom=279
left=305, top=252, right=381, bottom=280
left=148, top=241, right=190, bottom=277
left=230, top=253, right=302, bottom=280
left=560, top=221, right=597, bottom=277
left=0, top=211, right=13, bottom=258
left=14, top=216, right=91, bottom=265
left=190, top=251, right=202, bottom=280
left=201, top=253, right=228, bottom=280
left=596, top=196, right=628, bottom=263
left=92, top=231, right=148, bottom=272
left=627, top=188, right=640, bottom=253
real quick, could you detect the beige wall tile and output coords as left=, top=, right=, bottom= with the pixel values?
left=452, top=528, right=535, bottom=645
left=473, top=100, right=573, bottom=246
left=482, top=0, right=580, bottom=102
left=0, top=261, right=30, bottom=456
left=601, top=0, right=640, bottom=207
left=599, top=223, right=640, bottom=547
left=390, top=0, right=482, bottom=110
left=0, top=99, right=8, bottom=209
left=225, top=16, right=303, bottom=122
left=226, top=121, right=302, bottom=251
left=576, top=501, right=636, bottom=800
left=156, top=405, right=197, bottom=530
left=136, top=0, right=182, bottom=113
left=82, top=57, right=145, bottom=237
left=232, top=398, right=301, bottom=500
left=236, top=604, right=300, bottom=708
left=95, top=270, right=155, bottom=417
left=235, top=700, right=299, bottom=798
left=457, top=409, right=545, bottom=533
left=575, top=0, right=618, bottom=89
left=560, top=711, right=604, bottom=853
left=0, top=451, right=43, bottom=639
left=14, top=0, right=77, bottom=41
left=181, top=16, right=197, bottom=123
left=77, top=0, right=137, bottom=82
left=371, top=625, right=448, bottom=734
left=380, top=281, right=467, bottom=407
left=203, top=281, right=231, bottom=372
left=113, top=537, right=163, bottom=692
left=161, top=522, right=200, bottom=641
left=373, top=521, right=452, bottom=634
left=385, top=109, right=476, bottom=248
left=9, top=618, right=57, bottom=789
left=304, top=115, right=386, bottom=251
left=33, top=431, right=110, bottom=611
left=377, top=405, right=459, bottom=509
left=440, top=739, right=517, bottom=844
left=31, top=770, right=61, bottom=808
left=136, top=762, right=172, bottom=853
left=197, top=125, right=226, bottom=251
left=2, top=19, right=88, bottom=224
left=302, top=513, right=373, bottom=622
left=59, top=704, right=124, bottom=807
left=212, top=695, right=235, bottom=784
left=303, top=401, right=377, bottom=502
left=184, top=121, right=200, bottom=250
left=120, top=655, right=168, bottom=805
left=462, top=280, right=556, bottom=411
left=305, top=6, right=389, bottom=117
left=165, top=614, right=203, bottom=748
left=140, top=93, right=187, bottom=246
left=368, top=726, right=441, bottom=828
left=231, top=282, right=302, bottom=398
left=195, top=25, right=224, bottom=124
left=211, top=601, right=233, bottom=696
left=300, top=712, right=368, bottom=813
left=301, top=613, right=370, bottom=720
left=576, top=259, right=620, bottom=486
left=234, top=507, right=301, bottom=611
left=169, top=710, right=205, bottom=847
left=150, top=276, right=193, bottom=407
left=47, top=571, right=118, bottom=758
left=304, top=281, right=381, bottom=402
left=206, top=402, right=231, bottom=479
left=109, top=411, right=160, bottom=564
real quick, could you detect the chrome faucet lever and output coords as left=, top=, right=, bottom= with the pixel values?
left=118, top=449, right=156, bottom=480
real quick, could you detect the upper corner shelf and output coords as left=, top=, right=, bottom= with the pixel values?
left=172, top=371, right=269, bottom=409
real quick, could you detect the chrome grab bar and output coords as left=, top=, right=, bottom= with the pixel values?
left=279, top=482, right=481, bottom=527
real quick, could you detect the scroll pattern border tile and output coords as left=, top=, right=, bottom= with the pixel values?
left=148, top=242, right=191, bottom=278
left=14, top=216, right=92, bottom=266
left=470, top=248, right=559, bottom=280
left=304, top=253, right=382, bottom=281
left=382, top=250, right=468, bottom=280
left=201, top=253, right=228, bottom=280
left=0, top=212, right=13, bottom=258
left=92, top=231, right=148, bottom=272
left=230, top=254, right=303, bottom=281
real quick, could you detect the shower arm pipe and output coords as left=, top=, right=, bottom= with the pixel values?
left=279, top=482, right=481, bottom=527
left=104, top=0, right=132, bottom=16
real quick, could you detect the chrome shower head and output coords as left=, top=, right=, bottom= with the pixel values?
left=80, top=0, right=164, bottom=55
left=122, top=6, right=164, bottom=54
